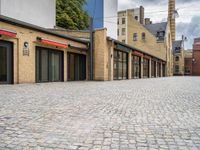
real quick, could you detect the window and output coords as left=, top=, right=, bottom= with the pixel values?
left=122, top=18, right=126, bottom=24
left=175, top=56, right=179, bottom=61
left=143, top=58, right=149, bottom=78
left=135, top=16, right=138, bottom=20
left=162, top=64, right=166, bottom=77
left=122, top=28, right=126, bottom=35
left=117, top=19, right=119, bottom=25
left=132, top=55, right=141, bottom=79
left=142, top=32, right=146, bottom=40
left=151, top=60, right=156, bottom=77
left=175, top=65, right=179, bottom=73
left=157, top=62, right=161, bottom=77
left=114, top=50, right=128, bottom=80
left=156, top=31, right=165, bottom=41
left=117, top=29, right=119, bottom=36
left=175, top=47, right=181, bottom=53
left=68, top=53, right=86, bottom=81
left=36, top=47, right=63, bottom=83
left=185, top=67, right=191, bottom=73
left=133, top=33, right=138, bottom=41
left=122, top=40, right=126, bottom=43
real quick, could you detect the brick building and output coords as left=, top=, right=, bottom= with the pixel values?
left=192, top=38, right=200, bottom=76
left=184, top=49, right=193, bottom=76
left=0, top=15, right=170, bottom=84
left=0, top=16, right=90, bottom=84
left=117, top=9, right=173, bottom=77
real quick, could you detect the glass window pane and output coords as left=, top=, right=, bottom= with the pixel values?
left=36, top=50, right=40, bottom=82
left=69, top=54, right=75, bottom=81
left=123, top=62, right=127, bottom=79
left=143, top=58, right=149, bottom=78
left=118, top=62, right=123, bottom=79
left=51, top=53, right=60, bottom=81
left=133, top=56, right=140, bottom=78
left=41, top=50, right=49, bottom=82
left=0, top=46, right=7, bottom=82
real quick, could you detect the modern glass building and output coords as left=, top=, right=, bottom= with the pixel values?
left=85, top=0, right=118, bottom=39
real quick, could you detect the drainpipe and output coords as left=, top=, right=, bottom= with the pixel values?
left=90, top=17, right=94, bottom=80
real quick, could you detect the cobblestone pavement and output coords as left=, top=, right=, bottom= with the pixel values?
left=0, top=77, right=200, bottom=150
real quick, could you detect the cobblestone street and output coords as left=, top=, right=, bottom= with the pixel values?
left=0, top=77, right=200, bottom=150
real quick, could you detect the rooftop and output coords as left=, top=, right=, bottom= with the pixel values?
left=144, top=22, right=167, bottom=39
left=173, top=40, right=184, bottom=53
left=0, top=15, right=89, bottom=45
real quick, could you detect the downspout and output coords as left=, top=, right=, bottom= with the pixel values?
left=89, top=17, right=94, bottom=80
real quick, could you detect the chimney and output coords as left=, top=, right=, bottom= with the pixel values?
left=168, top=0, right=176, bottom=41
left=145, top=18, right=152, bottom=25
left=139, top=6, right=144, bottom=25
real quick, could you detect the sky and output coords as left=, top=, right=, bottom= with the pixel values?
left=118, top=0, right=200, bottom=49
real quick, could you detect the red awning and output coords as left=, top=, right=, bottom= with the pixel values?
left=133, top=51, right=144, bottom=57
left=37, top=37, right=68, bottom=49
left=0, top=29, right=17, bottom=38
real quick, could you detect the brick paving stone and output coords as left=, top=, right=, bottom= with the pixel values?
left=0, top=77, right=200, bottom=149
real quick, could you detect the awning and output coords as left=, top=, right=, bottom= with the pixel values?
left=0, top=29, right=17, bottom=38
left=133, top=51, right=144, bottom=57
left=37, top=37, right=68, bottom=49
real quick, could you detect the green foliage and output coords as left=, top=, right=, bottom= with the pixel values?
left=56, top=0, right=89, bottom=30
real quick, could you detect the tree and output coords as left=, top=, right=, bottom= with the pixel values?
left=56, top=0, right=89, bottom=30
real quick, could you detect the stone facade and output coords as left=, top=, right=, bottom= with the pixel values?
left=0, top=15, right=171, bottom=85
left=117, top=9, right=173, bottom=77
left=0, top=18, right=89, bottom=84
left=94, top=28, right=167, bottom=81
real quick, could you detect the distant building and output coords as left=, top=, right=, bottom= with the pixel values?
left=0, top=0, right=56, bottom=28
left=85, top=0, right=118, bottom=39
left=192, top=38, right=200, bottom=76
left=172, top=40, right=185, bottom=75
left=118, top=6, right=151, bottom=26
left=129, top=6, right=145, bottom=25
left=118, top=8, right=173, bottom=77
left=184, top=49, right=193, bottom=76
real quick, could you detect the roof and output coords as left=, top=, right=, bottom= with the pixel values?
left=173, top=40, right=183, bottom=52
left=144, top=22, right=167, bottom=37
left=0, top=15, right=89, bottom=45
left=107, top=37, right=165, bottom=61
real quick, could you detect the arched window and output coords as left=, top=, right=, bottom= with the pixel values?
left=175, top=56, right=179, bottom=61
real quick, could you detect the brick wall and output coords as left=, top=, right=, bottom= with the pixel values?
left=192, top=38, right=200, bottom=76
left=184, top=58, right=193, bottom=75
left=193, top=50, right=200, bottom=76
